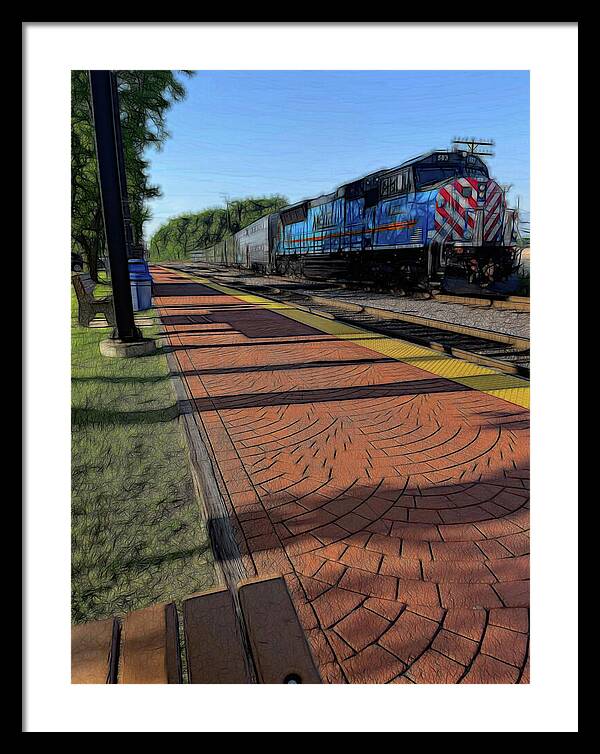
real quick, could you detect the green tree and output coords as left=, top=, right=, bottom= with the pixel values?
left=148, top=195, right=288, bottom=262
left=71, top=70, right=191, bottom=280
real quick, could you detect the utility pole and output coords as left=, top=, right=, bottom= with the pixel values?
left=89, top=70, right=155, bottom=356
left=221, top=193, right=231, bottom=235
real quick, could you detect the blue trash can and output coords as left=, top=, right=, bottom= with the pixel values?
left=128, top=259, right=153, bottom=311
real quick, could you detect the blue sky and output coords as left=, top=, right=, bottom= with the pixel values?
left=144, top=70, right=529, bottom=240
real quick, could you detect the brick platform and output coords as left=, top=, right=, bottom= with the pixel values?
left=152, top=266, right=530, bottom=684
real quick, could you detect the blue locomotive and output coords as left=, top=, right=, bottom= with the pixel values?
left=274, top=148, right=520, bottom=290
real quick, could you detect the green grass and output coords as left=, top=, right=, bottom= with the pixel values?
left=71, top=285, right=216, bottom=624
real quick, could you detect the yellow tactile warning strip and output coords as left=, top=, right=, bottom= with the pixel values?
left=170, top=270, right=529, bottom=409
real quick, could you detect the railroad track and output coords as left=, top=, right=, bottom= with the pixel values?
left=177, top=263, right=530, bottom=311
left=167, top=263, right=530, bottom=379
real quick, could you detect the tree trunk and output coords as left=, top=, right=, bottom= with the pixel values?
left=83, top=240, right=99, bottom=282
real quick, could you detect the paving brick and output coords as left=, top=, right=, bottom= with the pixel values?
left=317, top=542, right=348, bottom=560
left=312, top=587, right=365, bottom=629
left=396, top=579, right=440, bottom=606
left=306, top=627, right=336, bottom=667
left=342, top=644, right=406, bottom=684
left=240, top=516, right=276, bottom=539
left=506, top=508, right=529, bottom=531
left=424, top=560, right=496, bottom=584
left=486, top=554, right=529, bottom=583
left=461, top=654, right=520, bottom=684
left=293, top=598, right=320, bottom=631
left=365, top=532, right=401, bottom=557
left=379, top=610, right=439, bottom=664
left=286, top=510, right=337, bottom=536
left=299, top=574, right=330, bottom=601
left=407, top=649, right=465, bottom=684
left=480, top=624, right=528, bottom=668
left=432, top=629, right=479, bottom=666
left=407, top=604, right=446, bottom=622
left=401, top=540, right=434, bottom=561
left=338, top=567, right=397, bottom=600
left=379, top=555, right=422, bottom=579
left=313, top=559, right=347, bottom=586
left=313, top=523, right=350, bottom=545
left=496, top=533, right=530, bottom=556
left=326, top=629, right=356, bottom=662
left=440, top=508, right=492, bottom=525
left=334, top=606, right=390, bottom=652
left=252, top=544, right=294, bottom=578
left=284, top=533, right=324, bottom=556
left=442, top=608, right=487, bottom=642
left=271, top=501, right=313, bottom=523
left=368, top=519, right=394, bottom=534
left=431, top=541, right=486, bottom=562
left=488, top=608, right=529, bottom=633
left=344, top=531, right=372, bottom=548
left=493, top=580, right=530, bottom=607
left=473, top=517, right=524, bottom=539
left=337, top=512, right=372, bottom=534
left=439, top=582, right=504, bottom=609
left=391, top=523, right=443, bottom=542
left=320, top=661, right=348, bottom=684
left=340, top=545, right=382, bottom=572
left=493, top=490, right=528, bottom=512
left=363, top=597, right=406, bottom=622
left=291, top=552, right=326, bottom=578
left=247, top=533, right=280, bottom=553
left=475, top=539, right=513, bottom=560
left=408, top=508, right=443, bottom=524
left=383, top=507, right=409, bottom=522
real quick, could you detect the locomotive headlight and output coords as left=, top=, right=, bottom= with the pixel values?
left=478, top=183, right=486, bottom=193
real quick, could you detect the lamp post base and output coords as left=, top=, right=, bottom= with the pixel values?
left=99, top=337, right=157, bottom=358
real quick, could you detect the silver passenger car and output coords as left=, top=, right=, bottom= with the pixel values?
left=234, top=213, right=279, bottom=271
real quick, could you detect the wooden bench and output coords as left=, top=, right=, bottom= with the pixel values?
left=72, top=273, right=116, bottom=327
left=71, top=577, right=322, bottom=684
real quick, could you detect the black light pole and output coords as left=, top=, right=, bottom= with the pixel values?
left=89, top=70, right=141, bottom=343
left=110, top=71, right=135, bottom=258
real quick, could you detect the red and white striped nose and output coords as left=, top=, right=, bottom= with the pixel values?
left=434, top=177, right=505, bottom=243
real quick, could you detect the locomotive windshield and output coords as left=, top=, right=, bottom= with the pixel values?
left=415, top=164, right=489, bottom=188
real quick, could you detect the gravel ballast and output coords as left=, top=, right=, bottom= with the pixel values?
left=296, top=288, right=530, bottom=339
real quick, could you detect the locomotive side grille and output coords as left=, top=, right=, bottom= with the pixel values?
left=410, top=227, right=423, bottom=242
